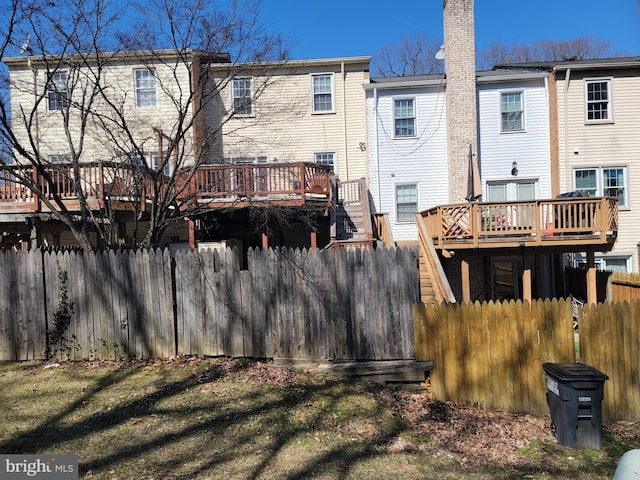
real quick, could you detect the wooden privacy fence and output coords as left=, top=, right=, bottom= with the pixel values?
left=175, top=247, right=419, bottom=361
left=415, top=298, right=640, bottom=419
left=610, top=271, right=640, bottom=302
left=0, top=247, right=419, bottom=363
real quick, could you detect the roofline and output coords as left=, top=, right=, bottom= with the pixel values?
left=494, top=56, right=640, bottom=72
left=3, top=49, right=232, bottom=67
left=551, top=58, right=640, bottom=71
left=204, top=55, right=372, bottom=70
left=364, top=70, right=548, bottom=91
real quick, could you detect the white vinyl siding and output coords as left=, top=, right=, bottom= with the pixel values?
left=367, top=83, right=447, bottom=242
left=477, top=78, right=551, bottom=201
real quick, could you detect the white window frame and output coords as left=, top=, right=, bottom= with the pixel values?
left=395, top=183, right=418, bottom=223
left=393, top=97, right=416, bottom=138
left=576, top=255, right=631, bottom=273
left=153, top=154, right=171, bottom=176
left=232, top=78, right=253, bottom=116
left=584, top=78, right=613, bottom=124
left=228, top=156, right=268, bottom=164
left=573, top=166, right=627, bottom=208
left=135, top=69, right=157, bottom=108
left=47, top=72, right=68, bottom=111
left=314, top=152, right=335, bottom=173
left=311, top=73, right=334, bottom=113
left=48, top=154, right=71, bottom=164
left=486, top=180, right=537, bottom=202
left=500, top=90, right=524, bottom=132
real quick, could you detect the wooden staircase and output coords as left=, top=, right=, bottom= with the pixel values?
left=329, top=178, right=375, bottom=248
left=415, top=212, right=456, bottom=304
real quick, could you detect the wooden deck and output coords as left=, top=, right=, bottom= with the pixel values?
left=421, top=197, right=618, bottom=252
left=177, top=162, right=331, bottom=209
left=0, top=161, right=331, bottom=215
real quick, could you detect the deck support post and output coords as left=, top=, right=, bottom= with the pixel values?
left=310, top=230, right=318, bottom=251
left=522, top=253, right=532, bottom=303
left=461, top=258, right=470, bottom=303
left=28, top=218, right=41, bottom=250
left=586, top=249, right=597, bottom=305
left=188, top=218, right=196, bottom=251
left=261, top=231, right=269, bottom=250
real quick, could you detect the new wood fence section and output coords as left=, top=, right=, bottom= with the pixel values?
left=610, top=271, right=640, bottom=302
left=0, top=247, right=419, bottom=364
left=415, top=298, right=640, bottom=419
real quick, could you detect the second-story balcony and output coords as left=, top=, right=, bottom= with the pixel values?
left=177, top=162, right=331, bottom=209
left=0, top=161, right=332, bottom=216
left=421, top=197, right=618, bottom=252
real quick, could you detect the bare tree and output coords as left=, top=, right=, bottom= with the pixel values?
left=479, top=37, right=616, bottom=70
left=0, top=0, right=290, bottom=251
left=373, top=34, right=619, bottom=76
left=372, top=34, right=444, bottom=77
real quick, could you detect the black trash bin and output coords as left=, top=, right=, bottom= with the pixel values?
left=542, top=362, right=609, bottom=450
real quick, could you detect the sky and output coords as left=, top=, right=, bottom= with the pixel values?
left=260, top=0, right=640, bottom=63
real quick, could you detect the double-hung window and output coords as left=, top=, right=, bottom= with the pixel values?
left=47, top=72, right=68, bottom=111
left=312, top=74, right=333, bottom=113
left=395, top=184, right=418, bottom=222
left=574, top=167, right=627, bottom=207
left=394, top=98, right=416, bottom=137
left=314, top=152, right=335, bottom=173
left=153, top=154, right=171, bottom=176
left=501, top=91, right=524, bottom=132
left=585, top=79, right=611, bottom=122
left=135, top=69, right=157, bottom=108
left=232, top=78, right=252, bottom=115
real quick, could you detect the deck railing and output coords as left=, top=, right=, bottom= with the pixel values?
left=421, top=197, right=618, bottom=250
left=0, top=162, right=159, bottom=212
left=0, top=161, right=331, bottom=213
left=179, top=162, right=331, bottom=207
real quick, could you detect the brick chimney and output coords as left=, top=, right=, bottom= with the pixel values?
left=443, top=0, right=477, bottom=203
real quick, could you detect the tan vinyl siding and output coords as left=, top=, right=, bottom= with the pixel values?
left=211, top=59, right=369, bottom=181
left=557, top=69, right=640, bottom=271
left=9, top=57, right=194, bottom=165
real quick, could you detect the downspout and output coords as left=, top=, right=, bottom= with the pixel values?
left=341, top=61, right=349, bottom=180
left=374, top=87, right=381, bottom=209
left=544, top=75, right=552, bottom=195
left=564, top=68, right=571, bottom=191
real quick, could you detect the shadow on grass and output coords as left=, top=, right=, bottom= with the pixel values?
left=0, top=361, right=410, bottom=479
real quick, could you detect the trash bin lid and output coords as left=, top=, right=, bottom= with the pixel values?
left=542, top=362, right=609, bottom=382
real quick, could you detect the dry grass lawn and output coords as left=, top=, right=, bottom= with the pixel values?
left=0, top=357, right=637, bottom=479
